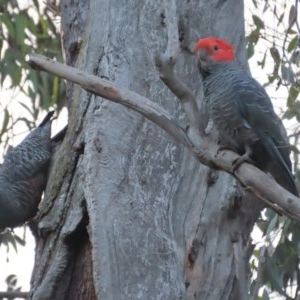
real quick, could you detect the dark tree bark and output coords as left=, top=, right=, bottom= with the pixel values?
left=30, top=1, right=263, bottom=299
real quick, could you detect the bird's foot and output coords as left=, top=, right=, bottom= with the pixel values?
left=216, top=145, right=235, bottom=156
left=232, top=153, right=255, bottom=172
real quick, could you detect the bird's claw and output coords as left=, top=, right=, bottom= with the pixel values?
left=232, top=154, right=254, bottom=172
left=216, top=145, right=234, bottom=156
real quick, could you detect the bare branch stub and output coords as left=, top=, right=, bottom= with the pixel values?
left=0, top=291, right=28, bottom=299
left=156, top=0, right=201, bottom=134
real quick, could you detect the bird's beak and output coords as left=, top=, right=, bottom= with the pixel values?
left=196, top=49, right=209, bottom=67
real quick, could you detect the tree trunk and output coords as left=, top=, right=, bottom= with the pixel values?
left=30, top=1, right=263, bottom=299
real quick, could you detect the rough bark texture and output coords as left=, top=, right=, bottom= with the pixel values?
left=30, top=1, right=263, bottom=299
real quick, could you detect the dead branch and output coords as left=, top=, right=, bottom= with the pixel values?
left=27, top=54, right=300, bottom=222
left=155, top=57, right=202, bottom=147
left=28, top=54, right=191, bottom=149
left=0, top=291, right=28, bottom=298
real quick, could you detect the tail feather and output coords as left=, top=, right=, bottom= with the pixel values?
left=259, top=134, right=298, bottom=196
left=38, top=111, right=55, bottom=128
left=51, top=125, right=68, bottom=144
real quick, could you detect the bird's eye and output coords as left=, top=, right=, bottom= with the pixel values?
left=213, top=45, right=219, bottom=51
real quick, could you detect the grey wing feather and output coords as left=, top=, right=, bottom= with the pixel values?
left=233, top=76, right=297, bottom=195
left=234, top=77, right=292, bottom=167
left=1, top=118, right=52, bottom=181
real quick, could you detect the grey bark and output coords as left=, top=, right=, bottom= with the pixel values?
left=30, top=0, right=263, bottom=299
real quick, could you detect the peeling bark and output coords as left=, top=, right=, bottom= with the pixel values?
left=30, top=0, right=263, bottom=299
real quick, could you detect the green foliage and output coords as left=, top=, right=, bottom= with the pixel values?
left=247, top=0, right=300, bottom=298
left=255, top=211, right=300, bottom=299
left=287, top=35, right=299, bottom=53
left=0, top=0, right=65, bottom=124
left=0, top=229, right=26, bottom=253
left=247, top=15, right=265, bottom=59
